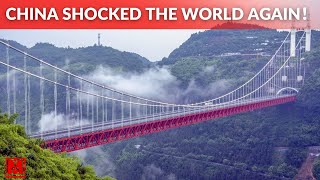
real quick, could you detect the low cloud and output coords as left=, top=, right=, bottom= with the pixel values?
left=39, top=112, right=66, bottom=132
left=84, top=66, right=181, bottom=103
left=71, top=146, right=116, bottom=177
left=141, top=164, right=177, bottom=180
left=38, top=111, right=90, bottom=132
left=180, top=79, right=234, bottom=103
left=203, top=65, right=215, bottom=73
left=84, top=66, right=234, bottom=104
left=141, top=164, right=164, bottom=180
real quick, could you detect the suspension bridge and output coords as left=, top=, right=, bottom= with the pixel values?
left=0, top=29, right=311, bottom=153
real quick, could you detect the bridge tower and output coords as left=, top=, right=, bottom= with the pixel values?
left=290, top=28, right=296, bottom=57
left=306, top=29, right=311, bottom=52
left=305, top=12, right=311, bottom=52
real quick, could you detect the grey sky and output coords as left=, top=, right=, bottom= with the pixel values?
left=0, top=30, right=200, bottom=61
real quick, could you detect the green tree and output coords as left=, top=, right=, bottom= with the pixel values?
left=0, top=111, right=115, bottom=180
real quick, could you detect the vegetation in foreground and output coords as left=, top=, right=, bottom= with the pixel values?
left=0, top=111, right=114, bottom=180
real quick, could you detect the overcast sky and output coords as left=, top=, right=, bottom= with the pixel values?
left=0, top=30, right=200, bottom=61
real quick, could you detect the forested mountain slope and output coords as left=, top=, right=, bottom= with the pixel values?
left=160, top=30, right=320, bottom=65
left=0, top=40, right=151, bottom=73
left=80, top=30, right=320, bottom=180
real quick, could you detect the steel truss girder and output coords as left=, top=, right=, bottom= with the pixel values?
left=45, top=96, right=296, bottom=153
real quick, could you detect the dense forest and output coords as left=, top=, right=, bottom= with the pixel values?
left=1, top=29, right=320, bottom=179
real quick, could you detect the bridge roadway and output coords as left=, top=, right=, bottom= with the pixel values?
left=35, top=95, right=296, bottom=152
left=31, top=95, right=292, bottom=140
